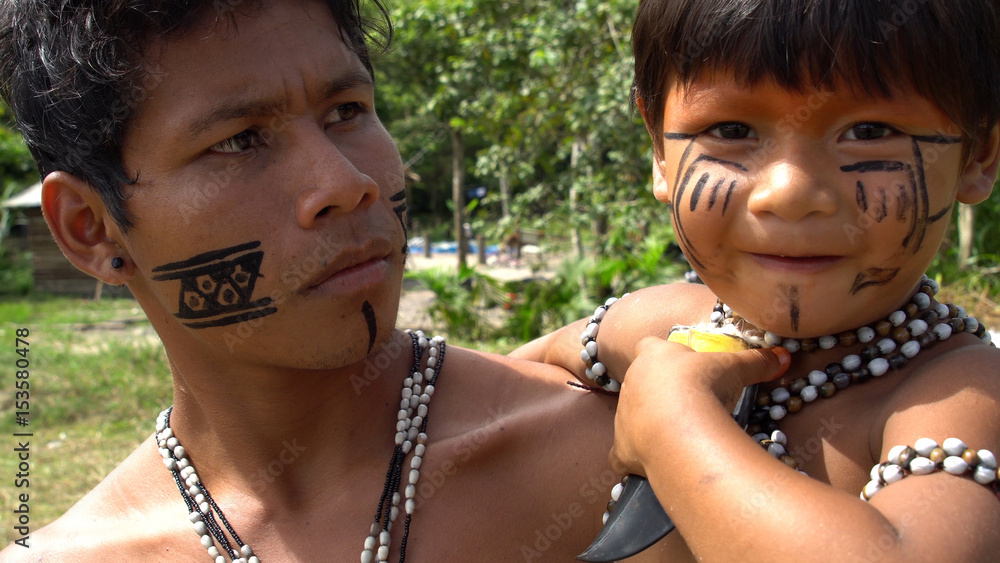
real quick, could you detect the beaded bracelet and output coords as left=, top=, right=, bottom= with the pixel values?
left=862, top=438, right=1000, bottom=501
left=579, top=294, right=630, bottom=393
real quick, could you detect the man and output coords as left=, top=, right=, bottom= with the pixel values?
left=0, top=1, right=630, bottom=559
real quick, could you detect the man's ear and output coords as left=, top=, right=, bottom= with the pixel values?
left=957, top=125, right=1000, bottom=204
left=41, top=171, right=134, bottom=284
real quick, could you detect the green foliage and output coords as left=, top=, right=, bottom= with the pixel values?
left=594, top=236, right=684, bottom=296
left=0, top=247, right=32, bottom=296
left=408, top=241, right=687, bottom=342
left=377, top=0, right=658, bottom=258
left=502, top=258, right=598, bottom=341
left=0, top=103, right=36, bottom=185
left=404, top=264, right=506, bottom=340
left=0, top=102, right=40, bottom=247
left=928, top=180, right=1000, bottom=298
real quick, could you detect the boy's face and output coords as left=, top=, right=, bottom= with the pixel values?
left=113, top=0, right=407, bottom=368
left=652, top=70, right=985, bottom=337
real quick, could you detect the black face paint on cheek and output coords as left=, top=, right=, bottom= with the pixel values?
left=668, top=136, right=702, bottom=268
left=895, top=184, right=910, bottom=221
left=855, top=181, right=868, bottom=212
left=689, top=173, right=710, bottom=211
left=664, top=132, right=696, bottom=141
left=151, top=241, right=277, bottom=328
left=707, top=178, right=725, bottom=210
left=666, top=138, right=749, bottom=269
left=850, top=267, right=900, bottom=295
left=841, top=135, right=959, bottom=289
left=721, top=181, right=737, bottom=216
left=362, top=300, right=377, bottom=354
left=874, top=187, right=888, bottom=222
left=390, top=190, right=408, bottom=255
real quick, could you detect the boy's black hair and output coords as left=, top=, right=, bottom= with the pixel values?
left=633, top=0, right=1000, bottom=160
left=0, top=0, right=392, bottom=232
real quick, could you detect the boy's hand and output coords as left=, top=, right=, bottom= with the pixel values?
left=609, top=338, right=789, bottom=476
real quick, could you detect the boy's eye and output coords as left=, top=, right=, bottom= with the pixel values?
left=326, top=103, right=364, bottom=125
left=843, top=123, right=894, bottom=141
left=210, top=130, right=262, bottom=154
left=707, top=122, right=756, bottom=140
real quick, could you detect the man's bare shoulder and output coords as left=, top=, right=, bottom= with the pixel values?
left=438, top=344, right=617, bottom=433
left=0, top=436, right=197, bottom=561
left=413, top=346, right=618, bottom=557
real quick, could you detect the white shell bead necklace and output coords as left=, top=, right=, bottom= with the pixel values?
left=156, top=330, right=445, bottom=563
left=709, top=276, right=995, bottom=471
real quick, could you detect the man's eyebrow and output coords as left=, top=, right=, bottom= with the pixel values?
left=319, top=69, right=374, bottom=101
left=185, top=70, right=374, bottom=139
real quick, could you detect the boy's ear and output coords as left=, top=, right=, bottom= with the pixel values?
left=652, top=153, right=670, bottom=204
left=635, top=97, right=661, bottom=153
left=637, top=97, right=671, bottom=204
left=41, top=171, right=134, bottom=284
left=957, top=125, right=1000, bottom=204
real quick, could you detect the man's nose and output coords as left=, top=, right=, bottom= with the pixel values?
left=291, top=126, right=380, bottom=230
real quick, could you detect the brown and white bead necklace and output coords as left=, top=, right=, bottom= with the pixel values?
left=156, top=330, right=445, bottom=563
left=708, top=276, right=994, bottom=471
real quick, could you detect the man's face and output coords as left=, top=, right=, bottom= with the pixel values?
left=117, top=0, right=408, bottom=368
left=654, top=70, right=971, bottom=337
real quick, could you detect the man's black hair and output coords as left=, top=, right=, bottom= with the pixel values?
left=632, top=0, right=1000, bottom=160
left=0, top=0, right=392, bottom=232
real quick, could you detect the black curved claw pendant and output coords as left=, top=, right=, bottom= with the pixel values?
left=578, top=384, right=758, bottom=561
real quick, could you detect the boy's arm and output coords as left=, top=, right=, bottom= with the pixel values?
left=508, top=283, right=715, bottom=379
left=611, top=339, right=1000, bottom=561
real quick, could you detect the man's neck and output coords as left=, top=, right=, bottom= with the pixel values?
left=160, top=329, right=417, bottom=509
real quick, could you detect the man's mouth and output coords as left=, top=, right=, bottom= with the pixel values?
left=300, top=240, right=395, bottom=295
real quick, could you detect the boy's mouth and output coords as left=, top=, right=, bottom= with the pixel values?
left=750, top=253, right=845, bottom=273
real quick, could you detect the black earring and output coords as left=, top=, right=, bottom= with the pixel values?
left=111, top=257, right=124, bottom=270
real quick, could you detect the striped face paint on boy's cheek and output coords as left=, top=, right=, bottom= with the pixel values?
left=841, top=134, right=960, bottom=295
left=664, top=132, right=748, bottom=270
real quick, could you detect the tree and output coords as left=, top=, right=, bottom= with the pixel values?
left=378, top=0, right=660, bottom=279
left=0, top=103, right=39, bottom=245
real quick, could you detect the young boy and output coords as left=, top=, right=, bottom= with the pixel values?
left=521, top=0, right=1000, bottom=559
left=0, top=1, right=663, bottom=560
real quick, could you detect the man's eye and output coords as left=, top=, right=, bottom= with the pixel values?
left=707, top=122, right=756, bottom=140
left=843, top=123, right=894, bottom=141
left=210, top=130, right=261, bottom=153
left=326, top=103, right=363, bottom=125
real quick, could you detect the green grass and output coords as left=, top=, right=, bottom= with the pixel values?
left=0, top=297, right=171, bottom=544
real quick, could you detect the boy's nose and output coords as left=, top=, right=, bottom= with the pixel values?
left=292, top=130, right=380, bottom=230
left=747, top=160, right=838, bottom=222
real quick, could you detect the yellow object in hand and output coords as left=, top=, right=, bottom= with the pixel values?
left=667, top=326, right=750, bottom=353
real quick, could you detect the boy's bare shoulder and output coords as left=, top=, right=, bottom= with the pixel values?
left=881, top=337, right=1000, bottom=447
left=1, top=436, right=195, bottom=561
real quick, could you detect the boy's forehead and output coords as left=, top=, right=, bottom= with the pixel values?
left=669, top=68, right=927, bottom=108
left=662, top=68, right=958, bottom=134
